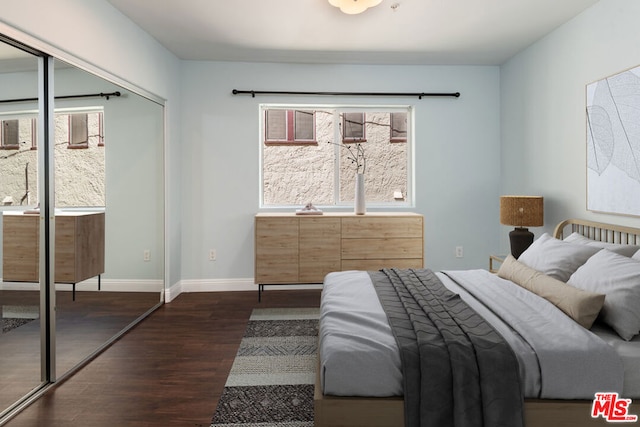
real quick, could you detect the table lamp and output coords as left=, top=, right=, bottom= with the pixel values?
left=500, top=195, right=544, bottom=258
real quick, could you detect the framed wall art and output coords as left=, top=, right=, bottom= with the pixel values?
left=586, top=64, right=640, bottom=217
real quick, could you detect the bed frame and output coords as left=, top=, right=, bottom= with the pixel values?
left=553, top=218, right=640, bottom=245
left=314, top=218, right=640, bottom=427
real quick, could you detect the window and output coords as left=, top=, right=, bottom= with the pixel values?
left=264, top=109, right=315, bottom=144
left=0, top=119, right=36, bottom=150
left=261, top=105, right=413, bottom=208
left=29, top=119, right=37, bottom=149
left=342, top=113, right=365, bottom=141
left=0, top=120, right=19, bottom=149
left=390, top=112, right=407, bottom=142
left=69, top=114, right=89, bottom=148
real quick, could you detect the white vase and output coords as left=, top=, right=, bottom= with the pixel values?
left=354, top=173, right=366, bottom=215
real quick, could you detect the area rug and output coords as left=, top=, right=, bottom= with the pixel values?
left=210, top=307, right=319, bottom=427
left=2, top=305, right=38, bottom=333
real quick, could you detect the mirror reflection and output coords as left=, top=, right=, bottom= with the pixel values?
left=52, top=58, right=164, bottom=376
left=0, top=38, right=164, bottom=416
left=0, top=40, right=42, bottom=414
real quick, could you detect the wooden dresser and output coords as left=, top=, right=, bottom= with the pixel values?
left=2, top=211, right=105, bottom=299
left=255, top=212, right=423, bottom=299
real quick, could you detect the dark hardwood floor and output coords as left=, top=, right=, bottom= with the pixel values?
left=0, top=290, right=160, bottom=413
left=4, top=289, right=321, bottom=427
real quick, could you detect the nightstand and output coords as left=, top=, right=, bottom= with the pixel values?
left=489, top=254, right=507, bottom=273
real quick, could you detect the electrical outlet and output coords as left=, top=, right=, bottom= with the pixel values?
left=143, top=249, right=151, bottom=261
left=209, top=249, right=216, bottom=261
left=455, top=246, right=463, bottom=258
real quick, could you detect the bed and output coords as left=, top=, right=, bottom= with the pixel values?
left=314, top=219, right=640, bottom=427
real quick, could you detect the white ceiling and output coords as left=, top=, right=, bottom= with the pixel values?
left=107, top=0, right=599, bottom=65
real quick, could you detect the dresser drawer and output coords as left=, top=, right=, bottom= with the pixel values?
left=341, top=237, right=423, bottom=260
left=342, top=216, right=423, bottom=239
left=342, top=258, right=423, bottom=271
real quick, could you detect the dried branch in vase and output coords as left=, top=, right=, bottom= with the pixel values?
left=327, top=141, right=366, bottom=174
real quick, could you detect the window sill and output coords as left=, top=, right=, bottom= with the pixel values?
left=264, top=140, right=318, bottom=146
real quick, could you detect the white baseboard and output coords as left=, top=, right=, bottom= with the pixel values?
left=165, top=278, right=322, bottom=303
left=0, top=278, right=163, bottom=293
left=1, top=276, right=320, bottom=304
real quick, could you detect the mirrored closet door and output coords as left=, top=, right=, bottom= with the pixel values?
left=0, top=35, right=165, bottom=421
left=0, top=38, right=44, bottom=416
left=52, top=58, right=164, bottom=376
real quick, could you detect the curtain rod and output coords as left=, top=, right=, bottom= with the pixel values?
left=232, top=89, right=460, bottom=100
left=0, top=91, right=121, bottom=104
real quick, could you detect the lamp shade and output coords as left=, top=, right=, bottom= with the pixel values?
left=500, top=196, right=544, bottom=227
left=328, top=0, right=383, bottom=14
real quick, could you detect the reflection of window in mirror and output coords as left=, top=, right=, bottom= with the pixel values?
left=0, top=109, right=105, bottom=207
left=69, top=114, right=89, bottom=148
left=55, top=109, right=105, bottom=207
left=0, top=117, right=37, bottom=205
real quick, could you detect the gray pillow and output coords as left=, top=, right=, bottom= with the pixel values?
left=518, top=233, right=601, bottom=282
left=564, top=232, right=640, bottom=257
left=568, top=249, right=640, bottom=341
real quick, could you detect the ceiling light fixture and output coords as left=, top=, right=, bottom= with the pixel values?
left=328, top=0, right=383, bottom=15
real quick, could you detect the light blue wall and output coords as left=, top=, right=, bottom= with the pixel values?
left=179, top=62, right=501, bottom=279
left=500, top=0, right=640, bottom=253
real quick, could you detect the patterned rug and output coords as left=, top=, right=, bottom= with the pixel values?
left=210, top=307, right=319, bottom=427
left=1, top=305, right=38, bottom=334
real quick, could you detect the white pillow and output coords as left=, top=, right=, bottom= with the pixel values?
left=518, top=233, right=601, bottom=282
left=633, top=249, right=640, bottom=261
left=564, top=232, right=640, bottom=257
left=568, top=249, right=640, bottom=341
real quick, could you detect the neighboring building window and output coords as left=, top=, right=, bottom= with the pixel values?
left=69, top=114, right=89, bottom=149
left=1, top=119, right=39, bottom=151
left=261, top=105, right=412, bottom=207
left=264, top=109, right=316, bottom=144
left=97, top=113, right=105, bottom=147
left=0, top=120, right=19, bottom=150
left=390, top=112, right=407, bottom=142
left=294, top=110, right=314, bottom=140
left=29, top=119, right=37, bottom=150
left=342, top=112, right=365, bottom=141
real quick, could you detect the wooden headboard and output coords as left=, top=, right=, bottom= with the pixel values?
left=553, top=218, right=640, bottom=245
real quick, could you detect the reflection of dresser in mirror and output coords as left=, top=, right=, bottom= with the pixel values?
left=2, top=211, right=105, bottom=300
